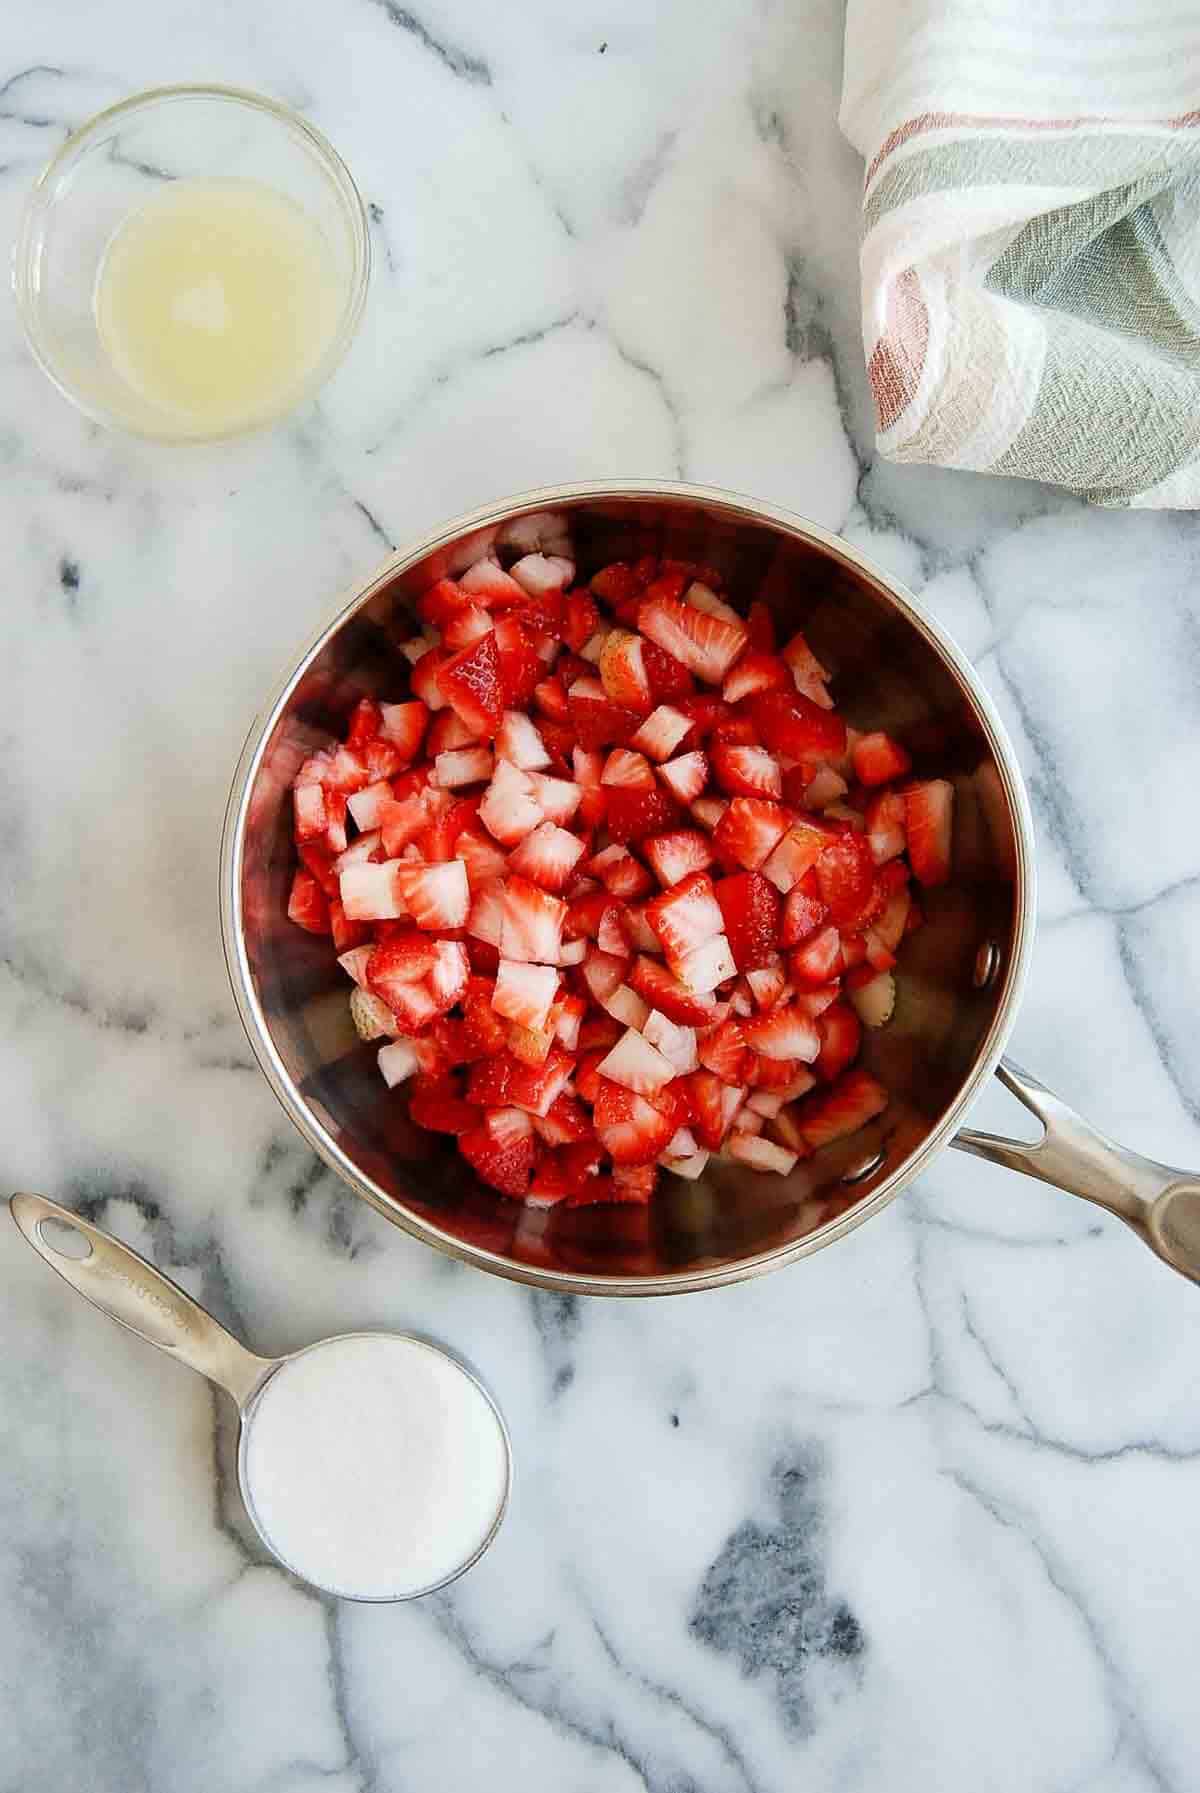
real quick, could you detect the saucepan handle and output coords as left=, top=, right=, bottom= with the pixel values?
left=950, top=1060, right=1200, bottom=1286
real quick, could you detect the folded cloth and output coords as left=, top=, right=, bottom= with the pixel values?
left=839, top=0, right=1200, bottom=507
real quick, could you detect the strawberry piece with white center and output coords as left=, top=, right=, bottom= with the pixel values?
left=339, top=861, right=407, bottom=922
left=597, top=1028, right=677, bottom=1095
left=722, top=651, right=788, bottom=705
left=690, top=795, right=728, bottom=832
left=427, top=939, right=469, bottom=1011
left=630, top=705, right=692, bottom=762
left=508, top=1049, right=576, bottom=1118
left=601, top=747, right=654, bottom=790
left=467, top=876, right=506, bottom=946
left=643, top=830, right=715, bottom=889
left=746, top=958, right=788, bottom=1009
left=639, top=593, right=747, bottom=685
left=796, top=1069, right=888, bottom=1149
left=663, top=1149, right=711, bottom=1179
left=338, top=944, right=374, bottom=988
left=588, top=845, right=652, bottom=901
left=846, top=966, right=896, bottom=1028
left=442, top=604, right=494, bottom=651
left=629, top=955, right=721, bottom=1026
left=781, top=631, right=832, bottom=708
left=645, top=871, right=724, bottom=963
left=597, top=905, right=633, bottom=957
left=713, top=798, right=793, bottom=872
left=673, top=934, right=737, bottom=994
left=435, top=746, right=494, bottom=788
left=865, top=790, right=907, bottom=865
left=294, top=782, right=328, bottom=841
left=497, top=709, right=550, bottom=771
left=346, top=781, right=394, bottom=831
left=394, top=860, right=470, bottom=930
left=508, top=822, right=586, bottom=894
left=642, top=1009, right=698, bottom=1075
left=378, top=701, right=430, bottom=760
left=528, top=772, right=583, bottom=826
left=727, top=1134, right=798, bottom=1175
left=409, top=649, right=448, bottom=710
left=500, top=875, right=567, bottom=964
left=479, top=758, right=544, bottom=845
left=485, top=1106, right=535, bottom=1149
left=457, top=827, right=508, bottom=890
left=599, top=630, right=652, bottom=713
left=788, top=924, right=843, bottom=987
left=553, top=993, right=587, bottom=1049
left=852, top=732, right=911, bottom=787
left=604, top=983, right=651, bottom=1030
left=493, top=960, right=559, bottom=1033
left=592, top=1080, right=680, bottom=1166
left=657, top=751, right=708, bottom=805
left=685, top=581, right=742, bottom=625
left=805, top=766, right=848, bottom=810
left=711, top=744, right=782, bottom=800
left=582, top=947, right=629, bottom=1007
left=459, top=557, right=526, bottom=606
left=624, top=904, right=663, bottom=953
left=741, top=1004, right=820, bottom=1063
left=378, top=1040, right=420, bottom=1088
left=509, top=553, right=574, bottom=597
left=903, top=780, right=954, bottom=886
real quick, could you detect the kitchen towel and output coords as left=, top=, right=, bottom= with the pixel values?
left=839, top=0, right=1200, bottom=507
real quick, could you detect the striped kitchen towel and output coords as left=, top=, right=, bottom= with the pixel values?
left=839, top=0, right=1200, bottom=507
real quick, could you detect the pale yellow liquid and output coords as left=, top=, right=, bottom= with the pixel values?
left=94, top=177, right=343, bottom=436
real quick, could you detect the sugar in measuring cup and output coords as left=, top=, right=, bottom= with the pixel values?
left=9, top=1194, right=511, bottom=1601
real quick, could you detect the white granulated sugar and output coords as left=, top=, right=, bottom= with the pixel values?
left=241, top=1334, right=509, bottom=1600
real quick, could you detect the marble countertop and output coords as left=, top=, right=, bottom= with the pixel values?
left=3, top=3, right=1200, bottom=1790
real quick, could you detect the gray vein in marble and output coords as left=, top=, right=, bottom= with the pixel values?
left=0, top=63, right=65, bottom=128
left=365, top=0, right=491, bottom=85
left=601, top=326, right=687, bottom=481
left=528, top=1290, right=580, bottom=1397
left=0, top=951, right=255, bottom=1065
left=945, top=1469, right=1177, bottom=1793
left=689, top=1441, right=865, bottom=1736
left=618, top=129, right=678, bottom=228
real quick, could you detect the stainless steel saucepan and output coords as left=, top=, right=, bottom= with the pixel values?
left=220, top=482, right=1200, bottom=1294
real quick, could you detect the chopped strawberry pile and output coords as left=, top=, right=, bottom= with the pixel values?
left=288, top=513, right=954, bottom=1212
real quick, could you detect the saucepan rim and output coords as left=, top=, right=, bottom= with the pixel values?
left=220, top=480, right=1037, bottom=1295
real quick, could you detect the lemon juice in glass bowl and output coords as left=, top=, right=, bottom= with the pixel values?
left=15, top=85, right=369, bottom=442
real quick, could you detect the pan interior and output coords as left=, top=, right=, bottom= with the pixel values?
left=231, top=490, right=1026, bottom=1288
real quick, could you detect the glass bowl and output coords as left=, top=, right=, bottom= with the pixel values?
left=13, top=84, right=370, bottom=442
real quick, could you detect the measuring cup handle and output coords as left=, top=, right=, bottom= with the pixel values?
left=9, top=1193, right=274, bottom=1406
left=951, top=1061, right=1200, bottom=1286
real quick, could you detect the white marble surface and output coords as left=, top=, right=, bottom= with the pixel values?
left=2, top=4, right=1200, bottom=1790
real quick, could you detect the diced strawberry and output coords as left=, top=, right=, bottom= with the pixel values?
left=526, top=1150, right=572, bottom=1206
left=629, top=955, right=721, bottom=1025
left=657, top=751, right=708, bottom=806
left=645, top=871, right=724, bottom=962
left=408, top=1076, right=480, bottom=1135
left=599, top=629, right=653, bottom=713
left=722, top=651, right=788, bottom=705
left=493, top=959, right=559, bottom=1033
left=780, top=630, right=833, bottom=708
left=459, top=1123, right=535, bottom=1198
left=629, top=705, right=692, bottom=762
left=846, top=965, right=896, bottom=1029
left=293, top=781, right=328, bottom=843
left=607, top=1164, right=660, bottom=1203
left=564, top=589, right=600, bottom=652
left=752, top=1054, right=814, bottom=1093
left=710, top=716, right=758, bottom=747
left=591, top=561, right=642, bottom=607
left=344, top=696, right=382, bottom=750
left=510, top=553, right=573, bottom=598
left=745, top=601, right=776, bottom=653
left=377, top=701, right=429, bottom=762
left=788, top=924, right=842, bottom=987
left=698, top=1018, right=753, bottom=1083
left=712, top=798, right=792, bottom=872
left=683, top=1070, right=736, bottom=1150
left=741, top=1004, right=820, bottom=1063
left=815, top=832, right=876, bottom=929
left=640, top=638, right=695, bottom=704
left=903, top=780, right=954, bottom=886
left=528, top=772, right=582, bottom=827
left=643, top=830, right=715, bottom=888
left=393, top=860, right=470, bottom=930
left=287, top=868, right=330, bottom=934
left=299, top=842, right=340, bottom=898
left=813, top=1001, right=861, bottom=1081
left=853, top=731, right=911, bottom=787
left=533, top=675, right=570, bottom=721
left=435, top=746, right=493, bottom=788
left=796, top=1069, right=888, bottom=1149
left=780, top=882, right=828, bottom=947
left=479, top=758, right=543, bottom=846
left=509, top=822, right=586, bottom=893
left=714, top=872, right=781, bottom=971
left=496, top=710, right=550, bottom=771
left=603, top=785, right=682, bottom=845
left=410, top=648, right=448, bottom=711
left=673, top=694, right=726, bottom=750
left=507, top=1019, right=555, bottom=1067
left=711, top=744, right=782, bottom=800
left=437, top=629, right=504, bottom=735
left=418, top=577, right=470, bottom=627
left=760, top=814, right=838, bottom=893
left=534, top=1091, right=593, bottom=1146
left=457, top=826, right=508, bottom=890
left=340, top=861, right=407, bottom=922
left=598, top=1028, right=677, bottom=1094
left=467, top=877, right=506, bottom=948
left=467, top=1053, right=517, bottom=1106
left=508, top=1049, right=576, bottom=1118
left=592, top=1079, right=680, bottom=1165
left=567, top=676, right=641, bottom=748
left=639, top=593, right=747, bottom=686
left=642, top=1009, right=698, bottom=1075
left=426, top=711, right=476, bottom=758
left=586, top=846, right=650, bottom=903
left=500, top=876, right=566, bottom=964
left=865, top=790, right=907, bottom=866
left=751, top=689, right=845, bottom=762
left=603, top=983, right=651, bottom=1030
left=329, top=898, right=369, bottom=953
left=441, top=603, right=494, bottom=652
left=690, top=796, right=727, bottom=832
left=492, top=613, right=542, bottom=709
left=461, top=977, right=508, bottom=1058
left=601, top=747, right=655, bottom=790
left=673, top=934, right=737, bottom=994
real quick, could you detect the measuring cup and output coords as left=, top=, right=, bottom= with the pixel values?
left=9, top=1192, right=512, bottom=1601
